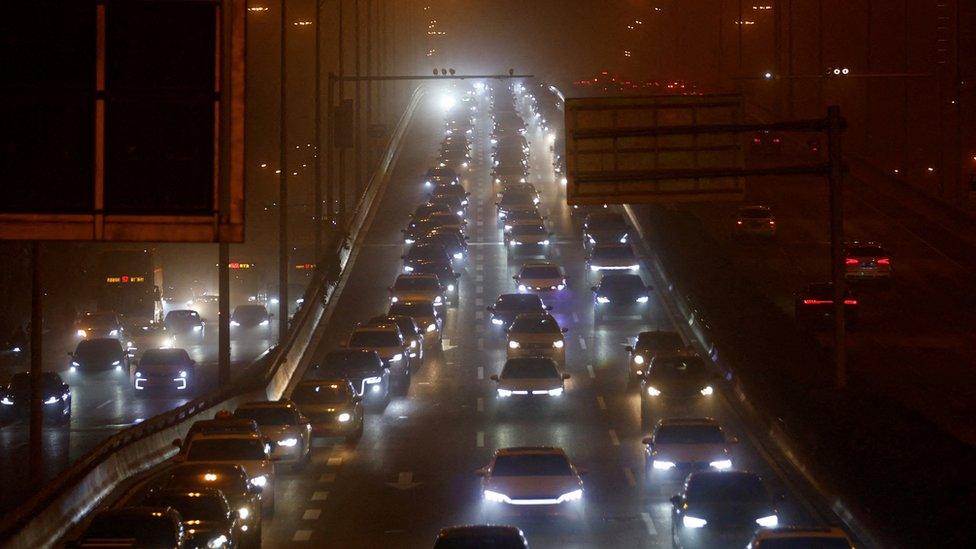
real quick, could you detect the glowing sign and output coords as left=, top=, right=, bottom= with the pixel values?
left=228, top=262, right=253, bottom=269
left=295, top=263, right=316, bottom=270
left=106, top=275, right=146, bottom=283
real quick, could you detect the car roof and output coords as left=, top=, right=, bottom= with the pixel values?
left=495, top=446, right=566, bottom=456
left=237, top=399, right=297, bottom=411
left=656, top=417, right=720, bottom=428
left=187, top=432, right=263, bottom=442
left=752, top=526, right=851, bottom=539
left=437, top=525, right=524, bottom=539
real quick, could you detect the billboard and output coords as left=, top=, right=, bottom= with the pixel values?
left=0, top=1, right=245, bottom=242
left=565, top=95, right=745, bottom=204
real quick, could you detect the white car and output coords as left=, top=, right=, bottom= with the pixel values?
left=513, top=262, right=566, bottom=293
left=234, top=400, right=312, bottom=467
left=177, top=432, right=276, bottom=512
left=642, top=417, right=737, bottom=477
left=490, top=357, right=570, bottom=399
left=587, top=243, right=639, bottom=272
left=478, top=447, right=584, bottom=519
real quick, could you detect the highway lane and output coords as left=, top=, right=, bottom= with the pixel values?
left=254, top=86, right=828, bottom=547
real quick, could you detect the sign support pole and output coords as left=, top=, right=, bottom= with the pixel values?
left=218, top=243, right=230, bottom=386
left=827, top=105, right=846, bottom=388
left=278, top=0, right=289, bottom=345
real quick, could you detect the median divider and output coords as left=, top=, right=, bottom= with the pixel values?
left=0, top=86, right=426, bottom=548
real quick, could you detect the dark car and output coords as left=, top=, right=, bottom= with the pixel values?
left=425, top=166, right=460, bottom=187
left=292, top=379, right=364, bottom=441
left=671, top=471, right=780, bottom=548
left=133, top=348, right=197, bottom=394
left=403, top=243, right=454, bottom=273
left=427, top=194, right=467, bottom=219
left=403, top=218, right=439, bottom=244
left=496, top=191, right=537, bottom=220
left=419, top=229, right=468, bottom=263
left=164, top=462, right=263, bottom=542
left=314, top=348, right=390, bottom=403
left=1, top=372, right=71, bottom=424
left=411, top=202, right=453, bottom=220
left=487, top=293, right=550, bottom=330
left=429, top=183, right=469, bottom=205
left=185, top=416, right=261, bottom=443
left=368, top=315, right=425, bottom=363
left=794, top=283, right=859, bottom=326
left=433, top=525, right=529, bottom=548
left=69, top=337, right=129, bottom=374
left=164, top=310, right=205, bottom=336
left=640, top=353, right=718, bottom=427
left=591, top=273, right=653, bottom=321
left=73, top=507, right=185, bottom=548
left=141, top=488, right=239, bottom=549
left=625, top=331, right=686, bottom=378
left=583, top=212, right=631, bottom=247
left=409, top=261, right=460, bottom=304
left=230, top=305, right=271, bottom=329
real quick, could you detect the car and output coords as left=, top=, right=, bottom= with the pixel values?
left=72, top=507, right=186, bottom=548
left=133, top=347, right=196, bottom=394
left=403, top=218, right=440, bottom=244
left=389, top=300, right=443, bottom=345
left=411, top=202, right=453, bottom=220
left=670, top=471, right=780, bottom=548
left=164, top=463, right=263, bottom=542
left=312, top=348, right=391, bottom=403
left=496, top=191, right=536, bottom=220
left=402, top=243, right=454, bottom=274
left=140, top=487, right=240, bottom=549
left=345, top=322, right=412, bottom=384
left=291, top=379, right=364, bottom=442
left=487, top=293, right=550, bottom=330
left=126, top=319, right=176, bottom=353
left=582, top=212, right=631, bottom=247
left=368, top=315, right=424, bottom=363
left=750, top=130, right=783, bottom=154
left=75, top=311, right=125, bottom=340
left=68, top=337, right=129, bottom=374
left=490, top=357, right=570, bottom=400
left=794, top=283, right=859, bottom=325
left=625, top=331, right=686, bottom=378
left=422, top=211, right=468, bottom=234
left=429, top=182, right=470, bottom=205
left=433, top=525, right=529, bottom=548
left=735, top=206, right=777, bottom=238
left=496, top=182, right=537, bottom=202
left=0, top=372, right=71, bottom=424
left=591, top=273, right=653, bottom=321
left=514, top=262, right=566, bottom=292
left=163, top=309, right=205, bottom=337
left=426, top=194, right=467, bottom=221
left=185, top=414, right=261, bottom=442
left=587, top=243, right=640, bottom=272
left=234, top=400, right=312, bottom=466
left=419, top=229, right=468, bottom=263
left=747, top=526, right=855, bottom=548
left=506, top=313, right=567, bottom=364
left=506, top=223, right=553, bottom=258
left=478, top=447, right=584, bottom=520
left=438, top=149, right=470, bottom=171
left=424, top=166, right=460, bottom=187
left=403, top=263, right=459, bottom=306
left=844, top=241, right=891, bottom=282
left=502, top=207, right=545, bottom=234
left=230, top=305, right=271, bottom=329
left=642, top=417, right=737, bottom=478
left=639, top=353, right=719, bottom=427
left=175, top=432, right=276, bottom=513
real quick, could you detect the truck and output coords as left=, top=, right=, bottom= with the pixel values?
left=96, top=248, right=163, bottom=325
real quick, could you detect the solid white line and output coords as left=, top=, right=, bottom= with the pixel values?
left=477, top=431, right=485, bottom=447
left=596, top=396, right=607, bottom=410
left=293, top=530, right=313, bottom=542
left=95, top=399, right=112, bottom=410
left=641, top=512, right=658, bottom=536
left=609, top=429, right=620, bottom=446
left=477, top=397, right=484, bottom=412
left=477, top=366, right=484, bottom=380
left=623, top=467, right=637, bottom=487
left=578, top=337, right=587, bottom=350
left=319, top=472, right=336, bottom=483
left=302, top=509, right=321, bottom=520
left=311, top=491, right=329, bottom=501
left=587, top=364, right=596, bottom=379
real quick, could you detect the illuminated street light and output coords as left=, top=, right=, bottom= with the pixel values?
left=763, top=71, right=774, bottom=80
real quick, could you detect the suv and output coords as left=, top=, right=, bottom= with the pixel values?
left=235, top=400, right=312, bottom=466
left=345, top=322, right=412, bottom=385
left=175, top=432, right=276, bottom=513
left=642, top=417, right=737, bottom=478
left=133, top=348, right=196, bottom=394
left=314, top=348, right=390, bottom=403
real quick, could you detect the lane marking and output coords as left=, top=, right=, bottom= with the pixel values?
left=476, top=264, right=484, bottom=272
left=311, top=490, right=329, bottom=501
left=475, top=298, right=484, bottom=307
left=475, top=284, right=483, bottom=294
left=95, top=399, right=112, bottom=410
left=302, top=509, right=321, bottom=520
left=477, top=397, right=484, bottom=412
left=623, top=467, right=637, bottom=487
left=293, top=530, right=312, bottom=542
left=327, top=457, right=342, bottom=467
left=572, top=312, right=579, bottom=323
left=319, top=472, right=336, bottom=483
left=578, top=336, right=587, bottom=350
left=554, top=247, right=561, bottom=257
left=609, top=429, right=620, bottom=446
left=641, top=512, right=658, bottom=537
left=596, top=396, right=607, bottom=410
left=476, top=274, right=484, bottom=282
left=477, top=366, right=484, bottom=380
left=477, top=338, right=484, bottom=350
left=477, top=431, right=485, bottom=447
left=587, top=364, right=596, bottom=379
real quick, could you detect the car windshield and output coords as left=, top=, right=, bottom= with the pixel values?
left=501, top=359, right=559, bottom=379
left=738, top=208, right=771, bottom=219
left=687, top=474, right=768, bottom=502
left=322, top=350, right=382, bottom=371
left=141, top=349, right=190, bottom=366
left=636, top=332, right=684, bottom=350
left=83, top=514, right=175, bottom=545
left=75, top=339, right=122, bottom=362
left=293, top=383, right=351, bottom=405
left=235, top=407, right=297, bottom=426
left=349, top=331, right=400, bottom=347
left=143, top=494, right=225, bottom=522
left=511, top=224, right=545, bottom=236
left=593, top=246, right=635, bottom=260
left=233, top=306, right=267, bottom=319
left=186, top=439, right=267, bottom=461
left=435, top=533, right=524, bottom=549
left=587, top=213, right=626, bottom=227
left=655, top=425, right=725, bottom=444
left=500, top=193, right=534, bottom=207
left=495, top=294, right=543, bottom=310
left=601, top=274, right=645, bottom=290
left=7, top=373, right=62, bottom=393
left=651, top=357, right=708, bottom=378
left=492, top=454, right=573, bottom=476
left=510, top=316, right=561, bottom=334
left=520, top=266, right=561, bottom=279
left=165, top=310, right=199, bottom=321
left=752, top=539, right=852, bottom=549
left=390, top=303, right=435, bottom=318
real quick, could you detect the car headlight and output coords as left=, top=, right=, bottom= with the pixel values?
left=700, top=386, right=714, bottom=396
left=364, top=376, right=382, bottom=384
left=652, top=460, right=676, bottom=470
left=426, top=323, right=437, bottom=333
left=589, top=265, right=601, bottom=271
left=558, top=489, right=583, bottom=502
left=560, top=176, right=568, bottom=185
left=403, top=265, right=414, bottom=273
left=433, top=296, right=443, bottom=305
left=636, top=296, right=649, bottom=303
left=552, top=340, right=564, bottom=349
left=596, top=296, right=610, bottom=304
left=1, top=397, right=13, bottom=405
left=683, top=516, right=708, bottom=529
left=755, top=514, right=779, bottom=527
left=135, top=372, right=143, bottom=378
left=461, top=199, right=468, bottom=206
left=389, top=353, right=403, bottom=362
left=250, top=475, right=268, bottom=488
left=192, top=325, right=203, bottom=332
left=108, top=329, right=119, bottom=337
left=629, top=264, right=640, bottom=270
left=709, top=459, right=733, bottom=470
left=497, top=388, right=512, bottom=397
left=404, top=238, right=415, bottom=244
left=517, top=284, right=527, bottom=292
left=76, top=329, right=87, bottom=338
left=508, top=340, right=520, bottom=349
left=633, top=354, right=645, bottom=365
left=278, top=437, right=298, bottom=447
left=647, top=386, right=661, bottom=396
left=619, top=235, right=629, bottom=243
left=237, top=506, right=250, bottom=520
left=207, top=534, right=229, bottom=548
left=541, top=239, right=550, bottom=245
left=230, top=320, right=240, bottom=327
left=457, top=210, right=464, bottom=216
left=260, top=319, right=270, bottom=326
left=447, top=284, right=455, bottom=291
left=504, top=224, right=513, bottom=231
left=453, top=252, right=463, bottom=260
left=548, top=387, right=563, bottom=396
left=390, top=296, right=399, bottom=303
left=483, top=489, right=507, bottom=502
left=509, top=240, right=521, bottom=246
left=337, top=412, right=352, bottom=422
left=491, top=318, right=504, bottom=325
left=410, top=340, right=418, bottom=349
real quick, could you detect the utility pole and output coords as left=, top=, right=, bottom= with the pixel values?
left=354, top=0, right=362, bottom=203
left=28, top=242, right=42, bottom=481
left=313, top=0, right=323, bottom=259
left=366, top=0, right=373, bottom=169
left=338, top=0, right=346, bottom=227
left=278, top=0, right=288, bottom=345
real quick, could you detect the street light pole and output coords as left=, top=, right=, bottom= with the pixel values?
left=278, top=0, right=288, bottom=345
left=314, top=0, right=322, bottom=259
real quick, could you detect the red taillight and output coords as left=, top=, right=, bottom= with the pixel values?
left=802, top=299, right=831, bottom=305
left=877, top=258, right=890, bottom=265
left=752, top=137, right=761, bottom=144
left=768, top=220, right=775, bottom=225
left=736, top=220, right=743, bottom=225
left=843, top=299, right=858, bottom=305
left=845, top=258, right=860, bottom=266
left=772, top=138, right=781, bottom=144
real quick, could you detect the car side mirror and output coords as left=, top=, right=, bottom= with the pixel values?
left=641, top=436, right=654, bottom=446
left=670, top=495, right=682, bottom=507
left=562, top=373, right=571, bottom=380
left=486, top=306, right=494, bottom=311
left=624, top=345, right=634, bottom=353
left=489, top=374, right=499, bottom=381
left=172, top=438, right=183, bottom=448
left=513, top=276, right=518, bottom=280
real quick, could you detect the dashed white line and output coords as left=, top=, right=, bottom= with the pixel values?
left=475, top=298, right=484, bottom=306
left=475, top=274, right=484, bottom=282
left=477, top=338, right=484, bottom=350
left=311, top=491, right=329, bottom=501
left=327, top=457, right=342, bottom=467
left=293, top=530, right=312, bottom=542
left=477, top=431, right=485, bottom=447
left=572, top=312, right=579, bottom=323
left=596, top=396, right=607, bottom=410
left=477, top=366, right=484, bottom=380
left=578, top=336, right=587, bottom=350
left=641, top=512, right=658, bottom=536
left=586, top=364, right=596, bottom=378
left=623, top=467, right=637, bottom=487
left=302, top=509, right=321, bottom=520
left=318, top=472, right=336, bottom=483
left=476, top=264, right=484, bottom=272
left=609, top=429, right=620, bottom=446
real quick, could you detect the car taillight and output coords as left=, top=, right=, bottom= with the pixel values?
left=843, top=299, right=858, bottom=305
left=845, top=258, right=860, bottom=265
left=802, top=299, right=831, bottom=305
left=752, top=137, right=761, bottom=144
left=736, top=220, right=743, bottom=225
left=772, top=137, right=781, bottom=144
left=877, top=258, right=890, bottom=265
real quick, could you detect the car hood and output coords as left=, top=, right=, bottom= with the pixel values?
left=497, top=377, right=564, bottom=392
left=138, top=363, right=187, bottom=376
left=685, top=500, right=775, bottom=527
left=391, top=289, right=441, bottom=302
left=327, top=366, right=384, bottom=379
left=517, top=277, right=563, bottom=288
left=185, top=459, right=271, bottom=481
left=598, top=288, right=645, bottom=302
left=349, top=345, right=401, bottom=360
left=652, top=444, right=729, bottom=464
left=509, top=333, right=561, bottom=345
left=493, top=308, right=544, bottom=320
left=590, top=256, right=637, bottom=268
left=587, top=227, right=628, bottom=241
left=510, top=233, right=548, bottom=243
left=647, top=377, right=712, bottom=397
left=259, top=425, right=301, bottom=442
left=486, top=476, right=581, bottom=499
left=183, top=521, right=229, bottom=542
